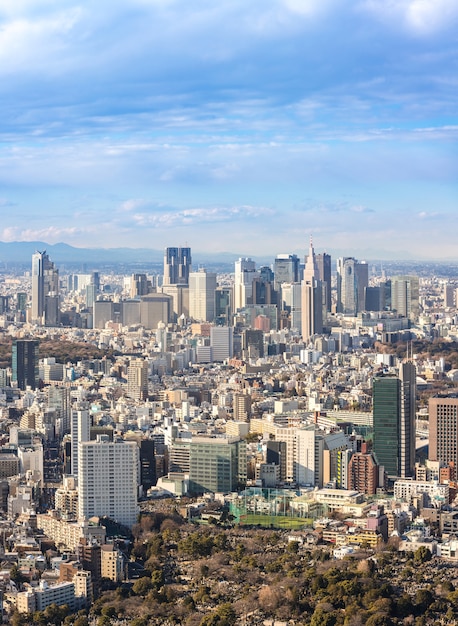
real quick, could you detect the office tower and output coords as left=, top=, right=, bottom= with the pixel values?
left=139, top=439, right=156, bottom=494
left=336, top=257, right=368, bottom=315
left=281, top=283, right=302, bottom=332
left=16, top=292, right=27, bottom=312
left=71, top=407, right=90, bottom=477
left=301, top=240, right=323, bottom=342
left=78, top=436, right=139, bottom=528
left=242, top=329, right=264, bottom=358
left=391, top=275, right=420, bottom=321
left=163, top=247, right=192, bottom=285
left=315, top=252, right=332, bottom=312
left=372, top=362, right=416, bottom=479
left=234, top=258, right=258, bottom=311
left=187, top=436, right=247, bottom=494
left=210, top=326, right=233, bottom=361
left=189, top=269, right=217, bottom=322
left=126, top=358, right=149, bottom=401
left=443, top=283, right=455, bottom=308
left=274, top=254, right=299, bottom=292
left=130, top=273, right=151, bottom=298
left=215, top=287, right=232, bottom=325
left=429, top=397, right=458, bottom=470
left=139, top=294, right=172, bottom=329
left=31, top=250, right=59, bottom=326
left=252, top=271, right=276, bottom=305
left=12, top=340, right=39, bottom=390
left=364, top=286, right=382, bottom=311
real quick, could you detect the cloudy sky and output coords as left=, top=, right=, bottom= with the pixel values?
left=0, top=0, right=457, bottom=260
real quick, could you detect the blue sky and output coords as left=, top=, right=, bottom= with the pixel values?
left=0, top=0, right=457, bottom=259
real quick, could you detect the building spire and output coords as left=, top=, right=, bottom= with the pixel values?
left=303, top=235, right=319, bottom=283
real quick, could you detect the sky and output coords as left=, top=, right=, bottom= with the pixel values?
left=0, top=0, right=457, bottom=260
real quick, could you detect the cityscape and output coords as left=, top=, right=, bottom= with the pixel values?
left=0, top=243, right=455, bottom=623
left=2, top=0, right=458, bottom=624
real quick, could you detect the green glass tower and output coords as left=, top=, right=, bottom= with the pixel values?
left=373, top=362, right=416, bottom=480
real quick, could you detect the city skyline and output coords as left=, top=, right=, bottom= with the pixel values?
left=0, top=1, right=457, bottom=259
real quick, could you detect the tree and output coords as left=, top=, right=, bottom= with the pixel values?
left=413, top=546, right=432, bottom=564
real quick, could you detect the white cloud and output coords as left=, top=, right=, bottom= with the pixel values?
left=1, top=226, right=93, bottom=243
left=0, top=8, right=83, bottom=72
left=361, top=0, right=458, bottom=35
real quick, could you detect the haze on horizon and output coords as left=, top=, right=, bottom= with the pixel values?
left=0, top=0, right=457, bottom=260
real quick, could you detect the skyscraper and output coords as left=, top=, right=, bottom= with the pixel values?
left=372, top=362, right=416, bottom=479
left=301, top=239, right=323, bottom=342
left=429, top=397, right=458, bottom=470
left=163, top=247, right=192, bottom=285
left=189, top=269, right=217, bottom=322
left=315, top=252, right=332, bottom=312
left=31, top=250, right=59, bottom=326
left=71, top=406, right=90, bottom=477
left=12, top=340, right=39, bottom=390
left=234, top=258, right=258, bottom=311
left=336, top=257, right=368, bottom=315
left=391, top=275, right=420, bottom=321
left=126, top=358, right=149, bottom=401
left=78, top=436, right=139, bottom=528
left=273, top=254, right=299, bottom=292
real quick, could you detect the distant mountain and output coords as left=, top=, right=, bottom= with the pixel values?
left=0, top=241, right=245, bottom=269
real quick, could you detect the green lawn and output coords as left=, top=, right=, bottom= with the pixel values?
left=239, top=513, right=312, bottom=529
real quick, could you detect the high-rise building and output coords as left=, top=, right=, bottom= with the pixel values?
left=281, top=283, right=302, bottom=332
left=126, top=358, right=149, bottom=401
left=372, top=362, right=416, bottom=479
left=12, top=340, right=39, bottom=390
left=391, top=276, right=420, bottom=321
left=31, top=251, right=59, bottom=326
left=273, top=254, right=300, bottom=292
left=210, top=326, right=233, bottom=362
left=234, top=258, right=258, bottom=311
left=163, top=247, right=192, bottom=285
left=301, top=240, right=323, bottom=342
left=189, top=269, right=217, bottom=322
left=429, top=397, right=458, bottom=470
left=336, top=257, right=368, bottom=315
left=315, top=252, right=332, bottom=312
left=188, top=436, right=247, bottom=494
left=71, top=407, right=90, bottom=477
left=130, top=273, right=151, bottom=298
left=78, top=436, right=139, bottom=528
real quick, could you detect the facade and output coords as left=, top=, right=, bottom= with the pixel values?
left=71, top=407, right=90, bottom=478
left=36, top=513, right=106, bottom=551
left=391, top=275, right=420, bottom=321
left=188, top=436, right=247, bottom=494
left=127, top=358, right=149, bottom=401
left=234, top=258, right=258, bottom=311
left=301, top=240, right=323, bottom=342
left=316, top=252, right=332, bottom=312
left=31, top=250, right=59, bottom=326
left=78, top=436, right=139, bottom=528
left=336, top=257, right=368, bottom=316
left=273, top=254, right=300, bottom=292
left=429, top=397, right=458, bottom=470
left=372, top=362, right=416, bottom=479
left=348, top=452, right=378, bottom=495
left=163, top=247, right=192, bottom=285
left=12, top=340, right=39, bottom=390
left=189, top=269, right=217, bottom=322
left=210, top=326, right=233, bottom=362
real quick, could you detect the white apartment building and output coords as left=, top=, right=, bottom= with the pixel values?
left=78, top=436, right=139, bottom=528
